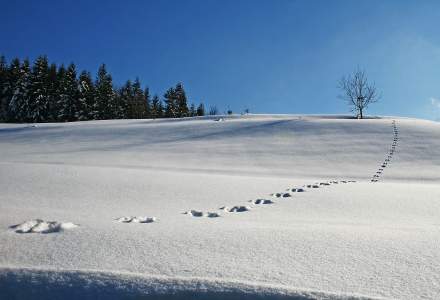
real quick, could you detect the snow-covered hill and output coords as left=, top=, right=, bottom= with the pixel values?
left=0, top=115, right=439, bottom=299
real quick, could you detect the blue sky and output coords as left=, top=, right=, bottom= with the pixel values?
left=2, top=0, right=440, bottom=120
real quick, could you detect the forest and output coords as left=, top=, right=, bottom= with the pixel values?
left=0, top=55, right=206, bottom=123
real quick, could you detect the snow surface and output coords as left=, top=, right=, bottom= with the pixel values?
left=0, top=114, right=439, bottom=299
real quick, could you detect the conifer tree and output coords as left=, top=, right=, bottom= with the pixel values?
left=196, top=103, right=205, bottom=116
left=77, top=71, right=95, bottom=120
left=54, top=65, right=66, bottom=121
left=189, top=103, right=196, bottom=117
left=0, top=56, right=8, bottom=121
left=46, top=63, right=58, bottom=122
left=175, top=82, right=189, bottom=117
left=132, top=78, right=145, bottom=118
left=29, top=56, right=50, bottom=122
left=164, top=87, right=177, bottom=118
left=157, top=98, right=164, bottom=118
left=8, top=59, right=31, bottom=122
left=5, top=58, right=22, bottom=121
left=144, top=87, right=151, bottom=118
left=95, top=64, right=115, bottom=119
left=151, top=94, right=163, bottom=119
left=57, top=63, right=79, bottom=122
left=118, top=80, right=133, bottom=119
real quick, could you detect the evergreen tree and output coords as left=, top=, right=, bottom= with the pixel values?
left=54, top=65, right=66, bottom=121
left=57, top=63, right=79, bottom=122
left=118, top=80, right=133, bottom=119
left=131, top=78, right=145, bottom=118
left=77, top=71, right=95, bottom=120
left=0, top=56, right=8, bottom=121
left=29, top=56, right=50, bottom=122
left=189, top=103, right=196, bottom=117
left=174, top=82, right=189, bottom=117
left=164, top=87, right=177, bottom=118
left=6, top=58, right=23, bottom=121
left=8, top=59, right=31, bottom=122
left=95, top=64, right=115, bottom=119
left=151, top=94, right=163, bottom=119
left=196, top=103, right=205, bottom=116
left=46, top=63, right=58, bottom=122
left=144, top=87, right=151, bottom=118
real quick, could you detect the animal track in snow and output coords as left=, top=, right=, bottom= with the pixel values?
left=272, top=192, right=291, bottom=198
left=220, top=206, right=251, bottom=213
left=371, top=120, right=399, bottom=182
left=305, top=184, right=320, bottom=188
left=286, top=188, right=305, bottom=192
left=10, top=219, right=78, bottom=234
left=184, top=210, right=220, bottom=218
left=249, top=199, right=274, bottom=205
left=115, top=216, right=157, bottom=223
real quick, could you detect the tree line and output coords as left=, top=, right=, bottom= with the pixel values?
left=0, top=55, right=206, bottom=123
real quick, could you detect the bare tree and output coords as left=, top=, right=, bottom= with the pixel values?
left=338, top=68, right=379, bottom=119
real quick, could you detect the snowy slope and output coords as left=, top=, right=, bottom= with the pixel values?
left=0, top=115, right=439, bottom=299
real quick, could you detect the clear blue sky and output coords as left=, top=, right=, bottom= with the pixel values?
left=2, top=0, right=440, bottom=120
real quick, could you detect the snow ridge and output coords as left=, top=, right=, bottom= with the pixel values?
left=0, top=267, right=388, bottom=300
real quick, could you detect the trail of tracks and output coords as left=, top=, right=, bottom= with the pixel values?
left=371, top=120, right=398, bottom=182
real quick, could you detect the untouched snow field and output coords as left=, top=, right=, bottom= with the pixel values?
left=0, top=115, right=439, bottom=299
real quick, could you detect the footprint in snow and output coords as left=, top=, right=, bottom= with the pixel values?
left=287, top=188, right=305, bottom=192
left=220, top=206, right=251, bottom=212
left=115, top=216, right=157, bottom=223
left=249, top=199, right=274, bottom=205
left=272, top=192, right=291, bottom=198
left=10, top=219, right=78, bottom=234
left=305, top=184, right=320, bottom=188
left=184, top=210, right=220, bottom=218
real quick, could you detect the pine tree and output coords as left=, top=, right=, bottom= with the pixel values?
left=132, top=78, right=145, bottom=118
left=151, top=94, right=163, bottom=119
left=29, top=56, right=50, bottom=122
left=189, top=103, right=196, bottom=117
left=54, top=65, right=66, bottom=121
left=57, top=63, right=79, bottom=122
left=0, top=56, right=8, bottom=121
left=8, top=59, right=31, bottom=122
left=174, top=82, right=189, bottom=117
left=164, top=87, right=177, bottom=118
left=144, top=87, right=151, bottom=118
left=95, top=64, right=115, bottom=119
left=118, top=80, right=133, bottom=119
left=77, top=71, right=95, bottom=120
left=6, top=58, right=23, bottom=121
left=196, top=103, right=205, bottom=116
left=157, top=98, right=164, bottom=118
left=46, top=63, right=58, bottom=122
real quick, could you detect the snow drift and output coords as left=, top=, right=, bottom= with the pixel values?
left=0, top=115, right=439, bottom=299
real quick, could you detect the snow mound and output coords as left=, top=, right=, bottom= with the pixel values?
left=0, top=268, right=384, bottom=300
left=9, top=219, right=78, bottom=234
left=184, top=210, right=220, bottom=218
left=115, top=216, right=156, bottom=223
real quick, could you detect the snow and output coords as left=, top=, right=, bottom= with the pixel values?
left=9, top=219, right=78, bottom=234
left=0, top=114, right=439, bottom=299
